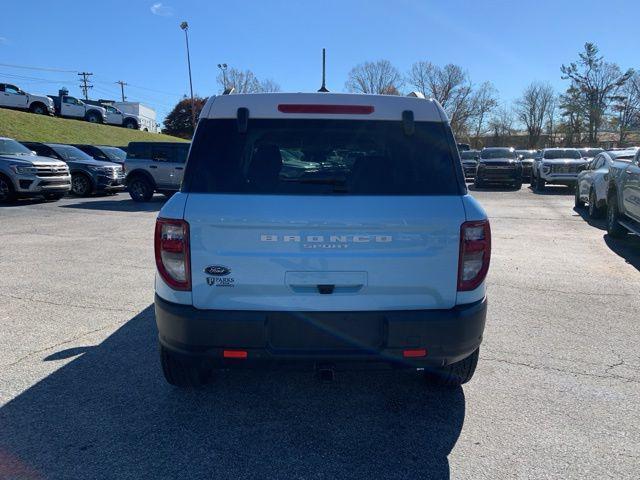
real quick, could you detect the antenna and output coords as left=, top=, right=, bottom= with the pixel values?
left=318, top=48, right=329, bottom=92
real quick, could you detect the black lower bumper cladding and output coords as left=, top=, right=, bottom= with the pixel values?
left=155, top=294, right=487, bottom=368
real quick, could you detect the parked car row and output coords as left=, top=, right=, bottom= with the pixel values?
left=0, top=136, right=190, bottom=203
left=0, top=83, right=148, bottom=129
left=574, top=147, right=640, bottom=238
left=460, top=146, right=607, bottom=191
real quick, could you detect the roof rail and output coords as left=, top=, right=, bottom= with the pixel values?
left=223, top=87, right=235, bottom=95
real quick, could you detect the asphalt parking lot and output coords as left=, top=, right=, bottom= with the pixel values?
left=1, top=187, right=639, bottom=480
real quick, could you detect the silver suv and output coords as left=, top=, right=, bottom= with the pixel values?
left=124, top=142, right=190, bottom=202
left=0, top=137, right=70, bottom=202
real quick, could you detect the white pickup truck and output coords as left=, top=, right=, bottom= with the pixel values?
left=48, top=90, right=106, bottom=123
left=0, top=83, right=55, bottom=115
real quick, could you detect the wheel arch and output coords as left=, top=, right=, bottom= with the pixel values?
left=126, top=168, right=157, bottom=189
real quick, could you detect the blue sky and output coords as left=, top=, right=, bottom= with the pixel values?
left=1, top=0, right=638, bottom=122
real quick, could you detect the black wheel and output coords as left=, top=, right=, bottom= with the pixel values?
left=128, top=176, right=154, bottom=202
left=607, top=195, right=627, bottom=238
left=534, top=176, right=545, bottom=192
left=29, top=102, right=47, bottom=115
left=588, top=189, right=602, bottom=219
left=71, top=173, right=92, bottom=196
left=424, top=348, right=479, bottom=387
left=513, top=181, right=522, bottom=190
left=574, top=185, right=585, bottom=208
left=0, top=175, right=16, bottom=203
left=123, top=119, right=138, bottom=129
left=86, top=112, right=100, bottom=123
left=160, top=344, right=212, bottom=388
left=43, top=193, right=66, bottom=201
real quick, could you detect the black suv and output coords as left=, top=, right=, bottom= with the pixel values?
left=475, top=147, right=522, bottom=189
left=73, top=144, right=127, bottom=169
left=21, top=142, right=125, bottom=196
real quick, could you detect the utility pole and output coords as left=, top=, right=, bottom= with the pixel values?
left=116, top=80, right=127, bottom=102
left=180, top=21, right=196, bottom=131
left=78, top=72, right=93, bottom=100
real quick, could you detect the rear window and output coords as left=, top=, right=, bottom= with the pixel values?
left=183, top=119, right=460, bottom=195
left=127, top=143, right=189, bottom=163
left=460, top=151, right=478, bottom=160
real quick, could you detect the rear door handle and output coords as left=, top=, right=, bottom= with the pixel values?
left=149, top=165, right=158, bottom=169
left=175, top=167, right=184, bottom=170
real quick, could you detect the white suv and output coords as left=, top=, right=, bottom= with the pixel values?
left=153, top=93, right=490, bottom=388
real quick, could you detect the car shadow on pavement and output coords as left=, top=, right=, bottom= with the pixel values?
left=60, top=196, right=165, bottom=212
left=468, top=184, right=521, bottom=192
left=0, top=198, right=49, bottom=208
left=604, top=234, right=640, bottom=271
left=528, top=185, right=574, bottom=195
left=0, top=306, right=465, bottom=480
left=573, top=207, right=607, bottom=231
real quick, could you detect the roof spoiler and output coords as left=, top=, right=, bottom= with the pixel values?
left=406, top=91, right=425, bottom=99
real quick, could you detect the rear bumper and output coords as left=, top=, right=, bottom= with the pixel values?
left=155, top=294, right=487, bottom=368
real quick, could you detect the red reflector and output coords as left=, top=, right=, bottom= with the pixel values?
left=403, top=349, right=427, bottom=358
left=223, top=350, right=248, bottom=359
left=278, top=104, right=374, bottom=115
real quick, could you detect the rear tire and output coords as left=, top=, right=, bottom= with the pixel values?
left=123, top=119, right=138, bottom=129
left=588, top=189, right=602, bottom=219
left=534, top=176, right=545, bottom=192
left=128, top=176, right=154, bottom=202
left=513, top=181, right=522, bottom=190
left=607, top=195, right=627, bottom=238
left=86, top=111, right=101, bottom=123
left=160, top=344, right=212, bottom=388
left=0, top=174, right=16, bottom=203
left=424, top=348, right=479, bottom=387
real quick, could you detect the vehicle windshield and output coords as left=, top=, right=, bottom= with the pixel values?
left=184, top=119, right=461, bottom=195
left=516, top=150, right=536, bottom=159
left=0, top=138, right=35, bottom=156
left=99, top=146, right=126, bottom=162
left=460, top=151, right=479, bottom=160
left=481, top=149, right=516, bottom=159
left=578, top=148, right=603, bottom=157
left=50, top=145, right=96, bottom=162
left=543, top=149, right=582, bottom=159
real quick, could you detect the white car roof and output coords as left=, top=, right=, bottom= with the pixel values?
left=201, top=93, right=448, bottom=122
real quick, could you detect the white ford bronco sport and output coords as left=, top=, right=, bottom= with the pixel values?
left=154, top=93, right=490, bottom=388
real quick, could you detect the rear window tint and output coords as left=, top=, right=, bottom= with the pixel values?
left=183, top=119, right=460, bottom=195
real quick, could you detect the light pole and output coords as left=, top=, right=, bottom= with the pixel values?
left=180, top=21, right=196, bottom=132
left=217, top=63, right=228, bottom=91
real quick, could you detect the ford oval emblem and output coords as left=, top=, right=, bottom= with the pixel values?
left=204, top=265, right=231, bottom=276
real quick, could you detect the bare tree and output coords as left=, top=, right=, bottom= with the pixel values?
left=488, top=106, right=515, bottom=146
left=407, top=62, right=475, bottom=136
left=259, top=78, right=282, bottom=93
left=469, top=82, right=498, bottom=148
left=345, top=60, right=403, bottom=95
left=610, top=73, right=640, bottom=144
left=216, top=68, right=281, bottom=94
left=514, top=82, right=556, bottom=148
left=561, top=43, right=634, bottom=143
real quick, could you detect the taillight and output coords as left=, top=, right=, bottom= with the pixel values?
left=458, top=220, right=491, bottom=291
left=154, top=218, right=191, bottom=291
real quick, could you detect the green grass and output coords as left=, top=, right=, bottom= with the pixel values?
left=0, top=108, right=187, bottom=145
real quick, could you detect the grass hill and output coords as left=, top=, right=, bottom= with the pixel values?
left=0, top=108, right=187, bottom=145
